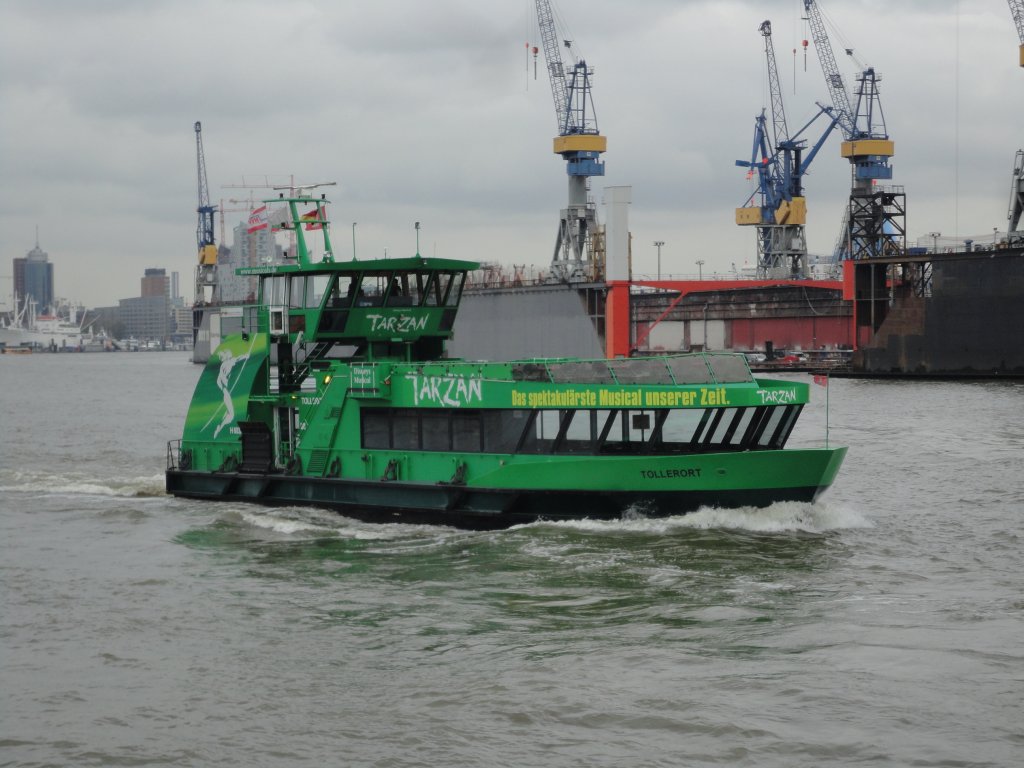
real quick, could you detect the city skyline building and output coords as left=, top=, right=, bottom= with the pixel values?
left=141, top=267, right=170, bottom=298
left=13, top=237, right=54, bottom=313
left=218, top=222, right=282, bottom=303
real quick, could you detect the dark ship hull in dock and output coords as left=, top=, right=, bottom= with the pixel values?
left=849, top=245, right=1024, bottom=377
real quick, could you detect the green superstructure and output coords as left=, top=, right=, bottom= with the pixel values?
left=167, top=193, right=846, bottom=529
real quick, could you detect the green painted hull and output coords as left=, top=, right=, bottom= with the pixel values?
left=166, top=446, right=846, bottom=530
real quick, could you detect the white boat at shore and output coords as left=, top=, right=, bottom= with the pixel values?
left=0, top=295, right=119, bottom=351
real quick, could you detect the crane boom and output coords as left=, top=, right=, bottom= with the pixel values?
left=536, top=0, right=570, bottom=134
left=802, top=1, right=855, bottom=137
left=1011, top=0, right=1024, bottom=44
left=193, top=121, right=219, bottom=309
left=760, top=21, right=789, bottom=148
left=195, top=121, right=216, bottom=255
left=802, top=0, right=900, bottom=262
left=1009, top=150, right=1024, bottom=235
left=1010, top=0, right=1024, bottom=70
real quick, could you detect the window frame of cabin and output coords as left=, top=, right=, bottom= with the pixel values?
left=358, top=405, right=801, bottom=455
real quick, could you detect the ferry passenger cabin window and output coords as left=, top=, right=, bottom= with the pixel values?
left=360, top=405, right=802, bottom=455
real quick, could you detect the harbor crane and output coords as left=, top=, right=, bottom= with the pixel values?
left=803, top=0, right=905, bottom=261
left=194, top=121, right=219, bottom=306
left=1011, top=0, right=1024, bottom=64
left=533, top=0, right=607, bottom=282
left=736, top=20, right=839, bottom=278
left=1007, top=0, right=1024, bottom=241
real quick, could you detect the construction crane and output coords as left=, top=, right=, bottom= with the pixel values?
left=194, top=121, right=219, bottom=306
left=803, top=0, right=904, bottom=261
left=760, top=19, right=789, bottom=153
left=1007, top=0, right=1024, bottom=241
left=1011, top=0, right=1024, bottom=64
left=736, top=20, right=838, bottom=278
left=533, top=0, right=606, bottom=282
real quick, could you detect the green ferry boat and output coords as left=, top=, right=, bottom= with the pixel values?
left=166, top=194, right=846, bottom=529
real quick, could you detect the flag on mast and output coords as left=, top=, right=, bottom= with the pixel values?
left=246, top=205, right=268, bottom=233
left=813, top=373, right=831, bottom=448
left=300, top=207, right=327, bottom=231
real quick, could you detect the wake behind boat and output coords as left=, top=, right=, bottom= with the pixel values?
left=166, top=192, right=845, bottom=529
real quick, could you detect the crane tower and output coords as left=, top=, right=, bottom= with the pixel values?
left=736, top=20, right=838, bottom=278
left=803, top=0, right=905, bottom=261
left=534, top=0, right=607, bottom=282
left=194, top=121, right=219, bottom=308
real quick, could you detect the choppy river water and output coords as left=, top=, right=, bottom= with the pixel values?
left=2, top=352, right=1022, bottom=767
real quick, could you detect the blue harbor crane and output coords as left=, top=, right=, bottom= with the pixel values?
left=803, top=0, right=905, bottom=261
left=736, top=20, right=839, bottom=278
left=534, top=0, right=606, bottom=282
left=1007, top=0, right=1024, bottom=241
left=194, top=121, right=219, bottom=306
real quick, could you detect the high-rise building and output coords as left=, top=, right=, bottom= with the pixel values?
left=119, top=267, right=171, bottom=342
left=13, top=240, right=54, bottom=312
left=219, top=222, right=282, bottom=303
left=141, top=267, right=170, bottom=298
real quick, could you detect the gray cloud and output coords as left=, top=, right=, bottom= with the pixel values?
left=1, top=0, right=1021, bottom=306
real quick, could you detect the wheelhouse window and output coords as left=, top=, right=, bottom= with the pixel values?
left=385, top=273, right=414, bottom=307
left=288, top=276, right=305, bottom=308
left=444, top=272, right=465, bottom=306
left=419, top=271, right=464, bottom=307
left=357, top=273, right=387, bottom=306
left=310, top=274, right=330, bottom=307
left=262, top=275, right=287, bottom=306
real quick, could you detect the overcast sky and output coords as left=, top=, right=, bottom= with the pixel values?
left=1, top=0, right=1021, bottom=308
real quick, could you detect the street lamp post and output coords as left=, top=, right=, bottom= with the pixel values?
left=653, top=241, right=665, bottom=280
left=928, top=232, right=941, bottom=254
left=696, top=259, right=705, bottom=280
left=352, top=222, right=357, bottom=260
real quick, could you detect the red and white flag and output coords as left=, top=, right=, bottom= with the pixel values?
left=247, top=205, right=268, bottom=233
left=813, top=374, right=829, bottom=387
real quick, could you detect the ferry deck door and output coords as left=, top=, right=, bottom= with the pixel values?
left=274, top=406, right=299, bottom=469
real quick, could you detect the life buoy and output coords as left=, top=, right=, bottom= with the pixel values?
left=286, top=456, right=302, bottom=475
left=328, top=457, right=341, bottom=477
left=180, top=450, right=192, bottom=471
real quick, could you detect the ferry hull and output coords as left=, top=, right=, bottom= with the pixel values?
left=166, top=447, right=846, bottom=530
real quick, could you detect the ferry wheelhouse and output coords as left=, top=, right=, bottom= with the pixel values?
left=166, top=194, right=846, bottom=529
